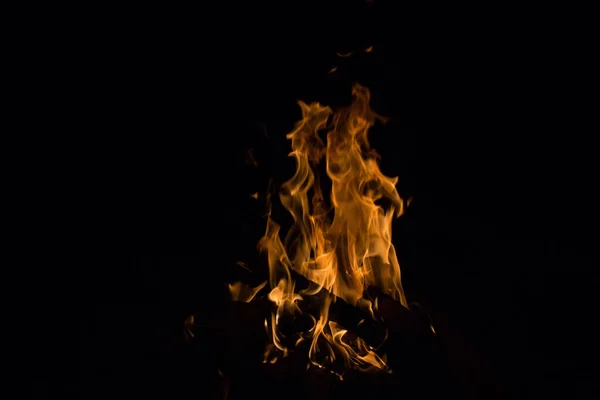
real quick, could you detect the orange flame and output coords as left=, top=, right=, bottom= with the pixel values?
left=257, top=84, right=409, bottom=377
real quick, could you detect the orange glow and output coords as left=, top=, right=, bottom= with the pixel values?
left=254, top=84, right=410, bottom=377
left=228, top=280, right=267, bottom=303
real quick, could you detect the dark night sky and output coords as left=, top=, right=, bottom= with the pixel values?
left=21, top=1, right=595, bottom=399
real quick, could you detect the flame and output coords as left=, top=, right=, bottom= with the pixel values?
left=184, top=315, right=196, bottom=340
left=228, top=280, right=267, bottom=303
left=257, top=83, right=409, bottom=377
left=218, top=369, right=229, bottom=400
left=245, top=148, right=259, bottom=167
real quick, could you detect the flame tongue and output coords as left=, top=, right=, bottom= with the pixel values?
left=260, top=84, right=408, bottom=375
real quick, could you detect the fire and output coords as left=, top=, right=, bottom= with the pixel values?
left=251, top=83, right=410, bottom=377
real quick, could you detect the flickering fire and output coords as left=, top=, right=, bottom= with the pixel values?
left=231, top=84, right=410, bottom=378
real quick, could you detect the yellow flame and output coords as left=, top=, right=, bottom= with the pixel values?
left=228, top=280, right=267, bottom=303
left=259, top=84, right=409, bottom=376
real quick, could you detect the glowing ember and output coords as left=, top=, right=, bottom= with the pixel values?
left=232, top=84, right=410, bottom=378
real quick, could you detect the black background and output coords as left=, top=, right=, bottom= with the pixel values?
left=19, top=1, right=596, bottom=399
